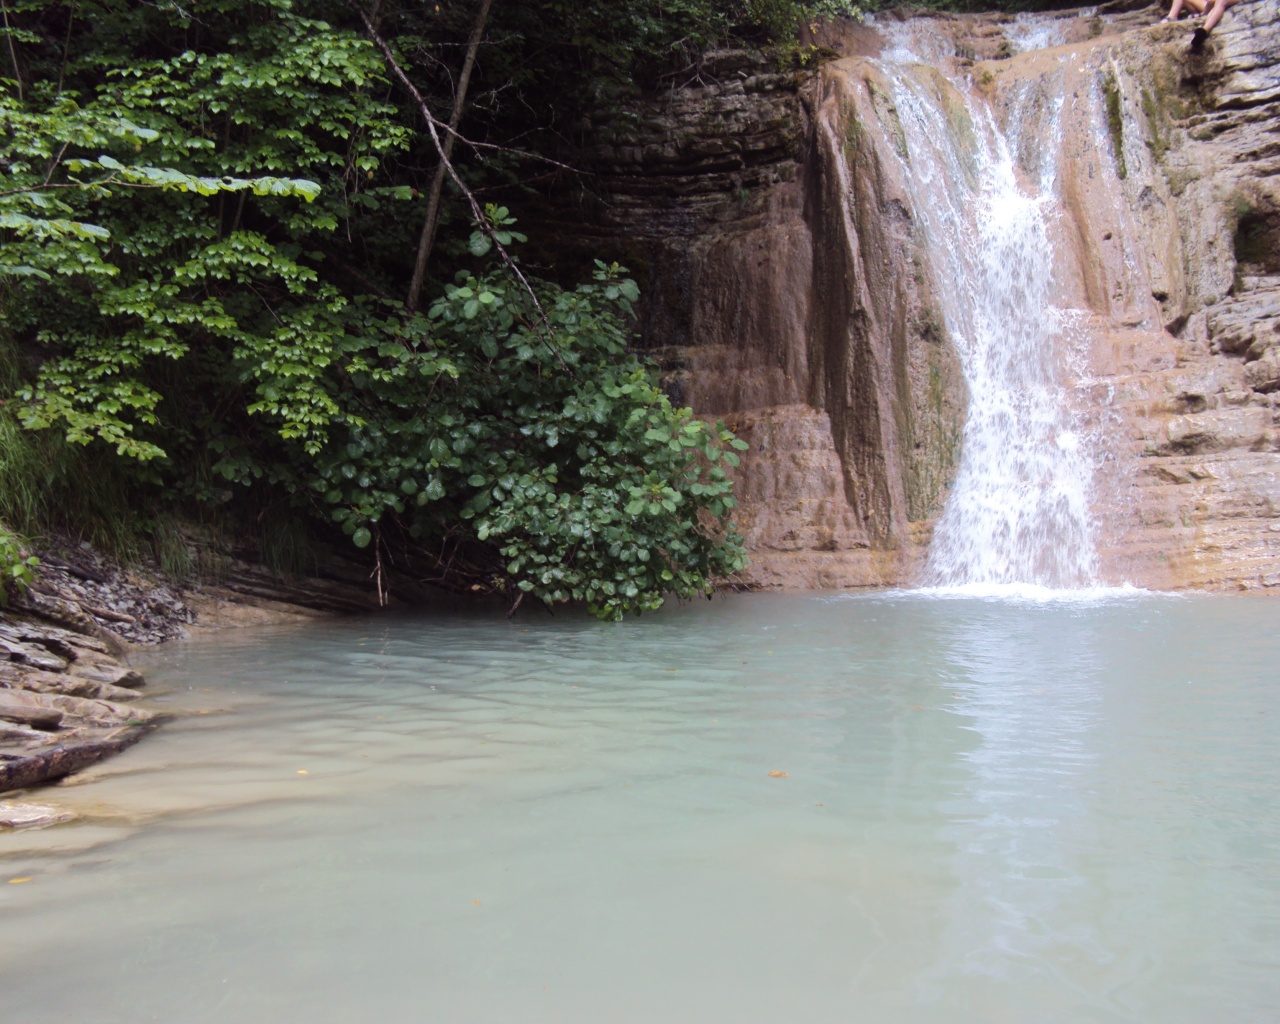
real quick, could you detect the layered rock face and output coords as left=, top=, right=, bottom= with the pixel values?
left=536, top=46, right=967, bottom=588
left=543, top=3, right=1280, bottom=590
left=968, top=2, right=1280, bottom=589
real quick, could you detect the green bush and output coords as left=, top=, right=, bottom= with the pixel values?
left=0, top=523, right=38, bottom=607
left=0, top=2, right=749, bottom=617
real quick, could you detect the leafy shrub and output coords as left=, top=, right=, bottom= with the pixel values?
left=299, top=256, right=748, bottom=619
left=0, top=524, right=38, bottom=607
left=0, top=0, right=750, bottom=618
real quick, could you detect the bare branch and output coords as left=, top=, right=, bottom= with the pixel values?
left=1, top=0, right=23, bottom=100
left=346, top=0, right=571, bottom=373
left=441, top=135, right=581, bottom=175
left=408, top=0, right=494, bottom=311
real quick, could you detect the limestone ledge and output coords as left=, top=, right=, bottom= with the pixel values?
left=0, top=601, right=161, bottom=805
left=1, top=538, right=390, bottom=812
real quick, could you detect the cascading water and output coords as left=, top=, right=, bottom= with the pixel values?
left=1004, top=12, right=1076, bottom=55
left=872, top=29, right=1100, bottom=588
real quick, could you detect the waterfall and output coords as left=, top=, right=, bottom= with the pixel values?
left=872, top=33, right=1100, bottom=589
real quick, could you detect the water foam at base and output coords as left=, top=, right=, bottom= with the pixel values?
left=912, top=581, right=1153, bottom=603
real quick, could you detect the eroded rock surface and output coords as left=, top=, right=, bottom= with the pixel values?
left=531, top=43, right=967, bottom=587
left=0, top=601, right=160, bottom=798
left=971, top=2, right=1280, bottom=589
left=540, top=2, right=1280, bottom=590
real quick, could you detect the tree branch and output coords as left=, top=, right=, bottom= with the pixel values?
left=1, top=0, right=22, bottom=101
left=346, top=0, right=570, bottom=372
left=407, top=0, right=493, bottom=311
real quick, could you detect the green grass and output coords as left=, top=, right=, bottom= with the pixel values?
left=261, top=512, right=318, bottom=580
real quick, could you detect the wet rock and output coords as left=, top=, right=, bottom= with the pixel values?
left=0, top=724, right=158, bottom=793
left=1244, top=350, right=1280, bottom=393
left=0, top=663, right=142, bottom=702
left=0, top=801, right=77, bottom=829
left=0, top=721, right=54, bottom=744
left=526, top=42, right=970, bottom=587
left=42, top=693, right=155, bottom=729
left=0, top=694, right=64, bottom=730
left=0, top=632, right=69, bottom=673
left=1161, top=409, right=1270, bottom=454
left=547, top=4, right=1280, bottom=592
left=1208, top=298, right=1280, bottom=359
left=2, top=592, right=166, bottom=792
left=0, top=681, right=152, bottom=732
left=64, top=661, right=146, bottom=691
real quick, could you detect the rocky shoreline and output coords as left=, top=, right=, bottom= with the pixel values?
left=1, top=538, right=388, bottom=826
left=0, top=596, right=162, bottom=825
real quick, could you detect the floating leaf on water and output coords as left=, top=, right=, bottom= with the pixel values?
left=768, top=770, right=788, bottom=778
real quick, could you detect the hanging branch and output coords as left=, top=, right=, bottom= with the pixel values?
left=1, top=0, right=24, bottom=101
left=407, top=0, right=493, bottom=312
left=346, top=0, right=566, bottom=371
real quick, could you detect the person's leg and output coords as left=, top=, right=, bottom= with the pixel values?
left=1202, top=0, right=1240, bottom=33
left=1163, top=0, right=1210, bottom=20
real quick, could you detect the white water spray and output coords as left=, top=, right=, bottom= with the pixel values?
left=1005, top=13, right=1074, bottom=55
left=874, top=39, right=1099, bottom=588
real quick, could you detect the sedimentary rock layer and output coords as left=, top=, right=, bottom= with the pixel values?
left=542, top=3, right=1280, bottom=590
left=0, top=607, right=160, bottom=795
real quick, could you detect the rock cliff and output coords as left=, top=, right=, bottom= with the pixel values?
left=1037, top=2, right=1280, bottom=589
left=948, top=0, right=1280, bottom=589
left=539, top=2, right=1280, bottom=591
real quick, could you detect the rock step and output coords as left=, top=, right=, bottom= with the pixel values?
left=0, top=696, right=63, bottom=730
left=0, top=724, right=158, bottom=794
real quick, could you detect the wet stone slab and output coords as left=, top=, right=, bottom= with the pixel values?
left=0, top=597, right=166, bottom=806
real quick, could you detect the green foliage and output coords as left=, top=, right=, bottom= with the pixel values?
left=807, top=0, right=866, bottom=16
left=0, top=0, right=750, bottom=618
left=0, top=4, right=401, bottom=460
left=261, top=513, right=317, bottom=580
left=1103, top=72, right=1127, bottom=181
left=300, top=259, right=746, bottom=620
left=0, top=522, right=38, bottom=606
left=149, top=515, right=194, bottom=582
left=0, top=335, right=144, bottom=559
left=480, top=0, right=865, bottom=109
